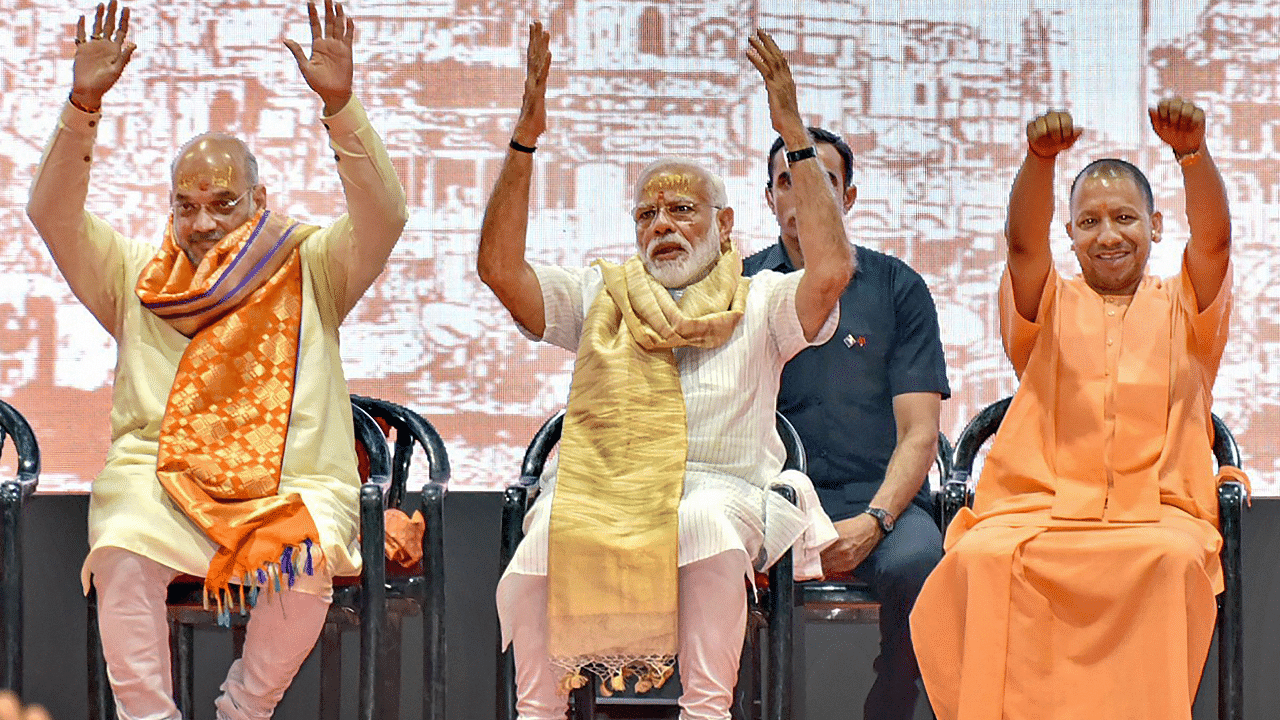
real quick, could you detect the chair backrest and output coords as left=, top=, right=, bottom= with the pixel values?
left=0, top=400, right=40, bottom=496
left=518, top=410, right=806, bottom=484
left=952, top=395, right=1241, bottom=483
left=351, top=395, right=451, bottom=510
left=351, top=402, right=392, bottom=488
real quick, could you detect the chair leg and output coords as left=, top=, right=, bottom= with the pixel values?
left=377, top=613, right=402, bottom=720
left=1217, top=480, right=1245, bottom=720
left=0, top=481, right=22, bottom=697
left=174, top=621, right=195, bottom=720
left=319, top=622, right=342, bottom=720
left=498, top=648, right=517, bottom=720
left=359, top=484, right=386, bottom=720
left=422, top=481, right=447, bottom=720
left=86, top=591, right=116, bottom=720
left=570, top=675, right=595, bottom=720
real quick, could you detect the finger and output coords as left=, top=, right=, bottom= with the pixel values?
left=103, top=0, right=117, bottom=41
left=1044, top=112, right=1062, bottom=143
left=1148, top=106, right=1160, bottom=131
left=758, top=28, right=783, bottom=58
left=118, top=41, right=137, bottom=68
left=93, top=3, right=105, bottom=36
left=307, top=1, right=321, bottom=43
left=1191, top=106, right=1205, bottom=133
left=324, top=0, right=336, bottom=39
left=1158, top=97, right=1172, bottom=125
left=746, top=47, right=767, bottom=76
left=334, top=1, right=345, bottom=39
left=344, top=16, right=355, bottom=45
left=283, top=38, right=308, bottom=67
left=0, top=691, right=20, bottom=720
left=115, top=6, right=130, bottom=44
left=76, top=16, right=86, bottom=43
left=22, top=705, right=51, bottom=720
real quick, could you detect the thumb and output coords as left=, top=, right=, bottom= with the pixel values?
left=119, top=42, right=137, bottom=67
left=283, top=39, right=307, bottom=67
left=1148, top=107, right=1161, bottom=128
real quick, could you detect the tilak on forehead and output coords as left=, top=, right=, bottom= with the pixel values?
left=641, top=171, right=702, bottom=197
left=174, top=140, right=242, bottom=192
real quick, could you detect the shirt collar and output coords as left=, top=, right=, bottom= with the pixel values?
left=758, top=239, right=796, bottom=272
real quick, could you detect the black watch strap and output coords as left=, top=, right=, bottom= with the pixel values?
left=863, top=507, right=895, bottom=534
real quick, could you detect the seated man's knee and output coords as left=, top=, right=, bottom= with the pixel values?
left=90, top=547, right=176, bottom=598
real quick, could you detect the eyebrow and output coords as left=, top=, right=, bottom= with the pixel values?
left=173, top=188, right=241, bottom=201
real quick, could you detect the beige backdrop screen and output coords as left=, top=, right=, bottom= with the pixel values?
left=2, top=0, right=1278, bottom=494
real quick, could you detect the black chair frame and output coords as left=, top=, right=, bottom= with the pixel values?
left=0, top=400, right=41, bottom=696
left=498, top=411, right=802, bottom=720
left=774, top=431, right=951, bottom=719
left=87, top=398, right=440, bottom=720
left=948, top=396, right=1245, bottom=720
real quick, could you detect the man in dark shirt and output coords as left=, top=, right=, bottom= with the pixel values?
left=742, top=127, right=950, bottom=720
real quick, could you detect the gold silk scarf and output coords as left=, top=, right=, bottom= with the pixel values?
left=548, top=249, right=749, bottom=694
left=136, top=210, right=321, bottom=620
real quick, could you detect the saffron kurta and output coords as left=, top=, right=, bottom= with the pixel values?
left=26, top=97, right=407, bottom=594
left=910, top=254, right=1232, bottom=720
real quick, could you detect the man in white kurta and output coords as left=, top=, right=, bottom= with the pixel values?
left=478, top=27, right=852, bottom=720
left=25, top=4, right=406, bottom=719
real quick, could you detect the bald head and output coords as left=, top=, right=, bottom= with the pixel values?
left=171, top=133, right=259, bottom=191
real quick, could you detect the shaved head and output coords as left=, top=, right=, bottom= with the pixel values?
left=171, top=133, right=258, bottom=190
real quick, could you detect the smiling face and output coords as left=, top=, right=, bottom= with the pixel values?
left=1067, top=168, right=1162, bottom=296
left=170, top=135, right=266, bottom=267
left=633, top=165, right=733, bottom=288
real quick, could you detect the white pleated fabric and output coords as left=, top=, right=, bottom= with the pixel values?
left=504, top=264, right=838, bottom=589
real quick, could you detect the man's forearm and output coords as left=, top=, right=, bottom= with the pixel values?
left=1182, top=147, right=1231, bottom=255
left=868, top=430, right=937, bottom=519
left=789, top=150, right=853, bottom=294
left=323, top=96, right=409, bottom=312
left=477, top=146, right=544, bottom=335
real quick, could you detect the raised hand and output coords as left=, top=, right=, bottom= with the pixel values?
left=284, top=0, right=354, bottom=115
left=1026, top=110, right=1081, bottom=159
left=512, top=22, right=551, bottom=148
left=746, top=29, right=807, bottom=147
left=1149, top=97, right=1205, bottom=157
left=71, top=1, right=137, bottom=111
left=0, top=692, right=52, bottom=720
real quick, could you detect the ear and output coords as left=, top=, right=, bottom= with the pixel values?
left=253, top=184, right=268, bottom=210
left=765, top=185, right=776, bottom=214
left=1064, top=220, right=1074, bottom=245
left=1150, top=211, right=1163, bottom=243
left=843, top=184, right=858, bottom=213
left=717, top=206, right=735, bottom=246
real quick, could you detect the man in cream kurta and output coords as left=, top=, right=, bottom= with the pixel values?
left=25, top=3, right=406, bottom=719
left=478, top=27, right=851, bottom=720
left=910, top=101, right=1235, bottom=720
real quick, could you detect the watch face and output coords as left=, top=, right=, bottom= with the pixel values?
left=867, top=507, right=894, bottom=533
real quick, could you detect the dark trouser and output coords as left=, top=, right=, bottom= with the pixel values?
left=853, top=502, right=942, bottom=720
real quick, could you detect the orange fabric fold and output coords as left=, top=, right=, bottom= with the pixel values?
left=137, top=210, right=322, bottom=597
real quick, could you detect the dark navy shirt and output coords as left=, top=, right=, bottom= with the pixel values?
left=743, top=242, right=950, bottom=522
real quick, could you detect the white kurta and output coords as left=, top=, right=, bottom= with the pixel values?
left=26, top=97, right=408, bottom=593
left=504, top=263, right=839, bottom=581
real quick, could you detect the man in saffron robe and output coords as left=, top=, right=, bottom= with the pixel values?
left=25, top=2, right=407, bottom=719
left=910, top=98, right=1235, bottom=720
left=479, top=26, right=851, bottom=720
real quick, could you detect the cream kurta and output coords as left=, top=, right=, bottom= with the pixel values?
left=504, top=264, right=838, bottom=584
left=911, top=254, right=1233, bottom=720
left=26, top=97, right=407, bottom=593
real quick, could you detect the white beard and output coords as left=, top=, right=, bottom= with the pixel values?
left=641, top=224, right=722, bottom=289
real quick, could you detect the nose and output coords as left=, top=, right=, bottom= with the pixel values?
left=192, top=205, right=219, bottom=232
left=1096, top=219, right=1123, bottom=246
left=649, top=205, right=678, bottom=236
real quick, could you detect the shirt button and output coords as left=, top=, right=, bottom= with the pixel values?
left=1107, top=338, right=1114, bottom=346
left=88, top=120, right=96, bottom=128
left=1107, top=309, right=1115, bottom=316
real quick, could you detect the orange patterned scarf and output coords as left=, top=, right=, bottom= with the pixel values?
left=136, top=210, right=320, bottom=620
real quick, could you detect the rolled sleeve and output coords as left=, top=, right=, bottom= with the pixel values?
left=521, top=264, right=595, bottom=351
left=761, top=269, right=838, bottom=361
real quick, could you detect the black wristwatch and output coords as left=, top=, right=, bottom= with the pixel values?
left=863, top=507, right=895, bottom=535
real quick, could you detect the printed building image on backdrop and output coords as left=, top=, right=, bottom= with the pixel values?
left=1, top=0, right=1277, bottom=492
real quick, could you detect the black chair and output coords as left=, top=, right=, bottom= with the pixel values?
left=0, top=400, right=40, bottom=696
left=342, top=394, right=451, bottom=720
left=777, top=431, right=953, bottom=719
left=949, top=396, right=1246, bottom=720
left=89, top=396, right=448, bottom=720
left=498, top=410, right=802, bottom=720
